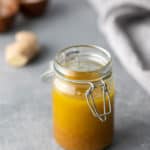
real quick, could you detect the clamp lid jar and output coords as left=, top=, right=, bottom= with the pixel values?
left=44, top=45, right=115, bottom=150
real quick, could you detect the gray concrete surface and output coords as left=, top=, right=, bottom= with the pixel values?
left=0, top=0, right=150, bottom=150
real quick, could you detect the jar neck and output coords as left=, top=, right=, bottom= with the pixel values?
left=53, top=60, right=112, bottom=83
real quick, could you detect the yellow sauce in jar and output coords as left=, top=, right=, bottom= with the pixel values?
left=52, top=72, right=114, bottom=150
left=46, top=45, right=115, bottom=150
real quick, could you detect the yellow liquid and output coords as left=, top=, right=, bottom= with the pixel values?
left=52, top=77, right=114, bottom=150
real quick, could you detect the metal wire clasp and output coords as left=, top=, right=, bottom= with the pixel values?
left=85, top=80, right=111, bottom=122
left=41, top=61, right=54, bottom=81
left=42, top=61, right=111, bottom=122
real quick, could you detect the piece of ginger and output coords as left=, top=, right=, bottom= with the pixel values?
left=5, top=31, right=39, bottom=67
left=16, top=31, right=37, bottom=44
left=5, top=42, right=29, bottom=67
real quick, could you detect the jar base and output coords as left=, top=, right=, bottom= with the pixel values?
left=51, top=137, right=112, bottom=150
left=63, top=143, right=112, bottom=150
left=64, top=144, right=112, bottom=150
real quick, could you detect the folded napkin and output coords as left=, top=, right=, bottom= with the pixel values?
left=88, top=0, right=150, bottom=94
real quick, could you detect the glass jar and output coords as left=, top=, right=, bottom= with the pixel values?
left=44, top=45, right=115, bottom=150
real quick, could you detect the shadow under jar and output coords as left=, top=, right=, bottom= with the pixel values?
left=45, top=45, right=115, bottom=150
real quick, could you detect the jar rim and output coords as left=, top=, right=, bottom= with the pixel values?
left=53, top=44, right=112, bottom=81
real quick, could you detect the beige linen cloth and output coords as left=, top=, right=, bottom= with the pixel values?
left=88, top=0, right=150, bottom=94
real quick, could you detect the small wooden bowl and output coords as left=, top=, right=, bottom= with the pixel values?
left=0, top=0, right=19, bottom=32
left=20, top=0, right=48, bottom=17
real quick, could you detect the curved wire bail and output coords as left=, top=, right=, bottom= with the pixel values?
left=41, top=61, right=54, bottom=81
left=85, top=80, right=111, bottom=122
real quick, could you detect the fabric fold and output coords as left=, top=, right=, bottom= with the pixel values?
left=89, top=0, right=150, bottom=94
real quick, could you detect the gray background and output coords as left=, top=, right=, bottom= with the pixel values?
left=0, top=0, right=150, bottom=150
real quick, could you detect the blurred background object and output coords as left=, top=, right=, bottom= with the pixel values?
left=20, top=0, right=48, bottom=17
left=89, top=0, right=150, bottom=95
left=0, top=0, right=19, bottom=32
left=0, top=0, right=48, bottom=32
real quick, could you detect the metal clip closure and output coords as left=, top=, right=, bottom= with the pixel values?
left=42, top=61, right=111, bottom=122
left=85, top=80, right=111, bottom=122
left=41, top=61, right=54, bottom=81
